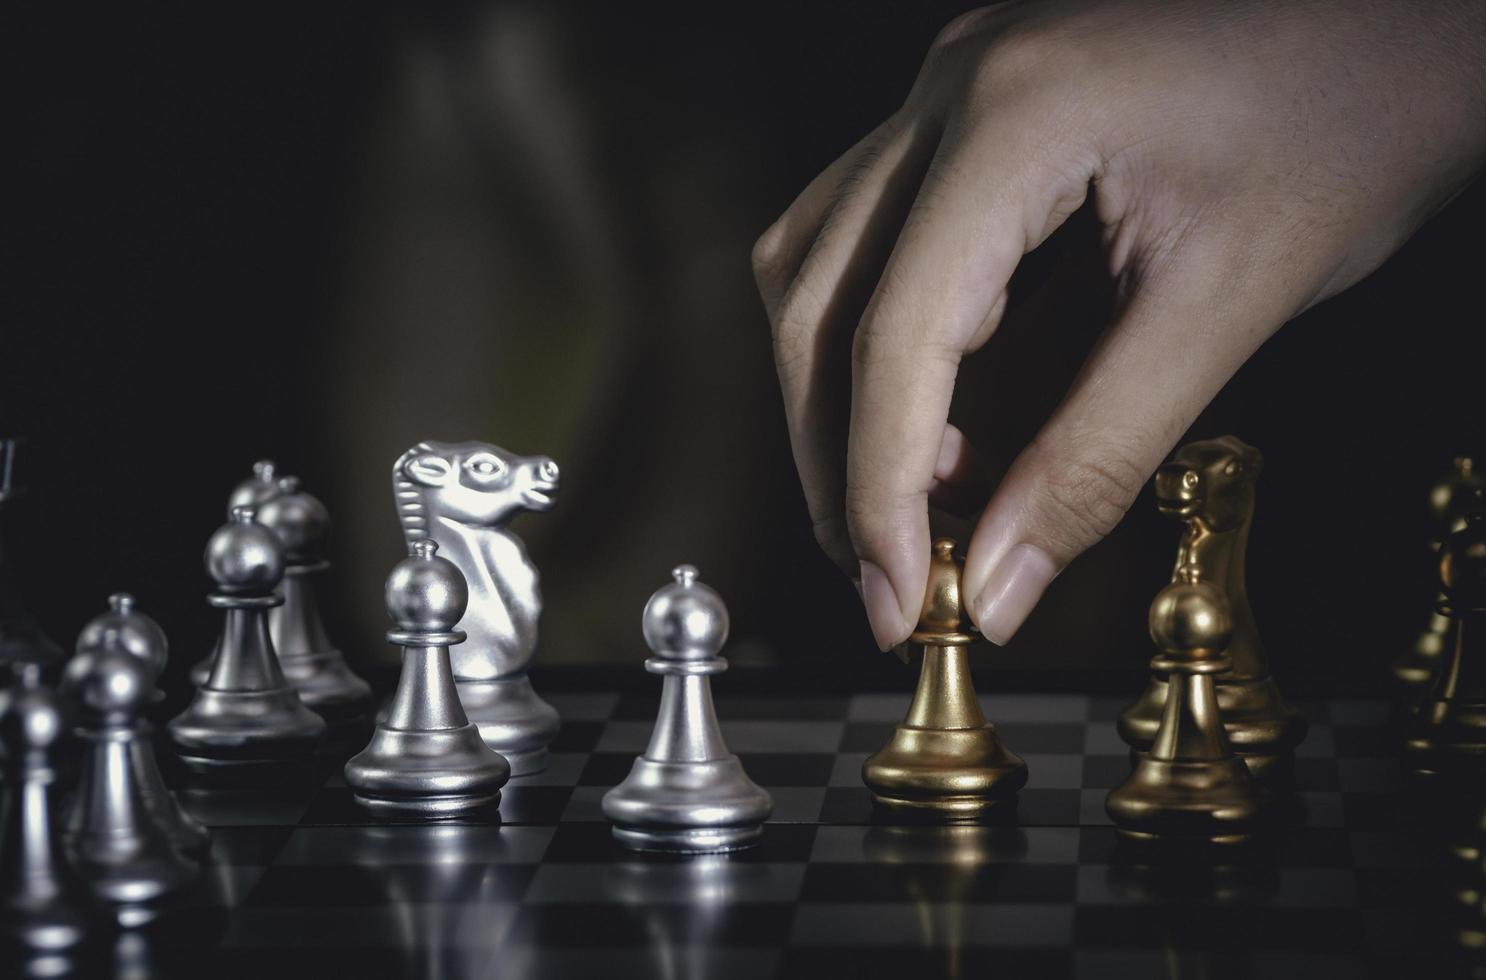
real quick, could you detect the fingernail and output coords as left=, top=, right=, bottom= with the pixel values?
left=859, top=559, right=911, bottom=652
left=971, top=543, right=1057, bottom=646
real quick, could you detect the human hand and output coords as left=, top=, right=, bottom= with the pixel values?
left=752, top=0, right=1486, bottom=650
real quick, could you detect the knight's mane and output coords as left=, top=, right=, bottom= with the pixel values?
left=392, top=441, right=437, bottom=541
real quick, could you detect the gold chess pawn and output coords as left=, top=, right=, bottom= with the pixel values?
left=1405, top=505, right=1486, bottom=779
left=862, top=538, right=1027, bottom=821
left=1106, top=564, right=1264, bottom=845
left=1117, top=437, right=1306, bottom=782
left=1392, top=457, right=1482, bottom=707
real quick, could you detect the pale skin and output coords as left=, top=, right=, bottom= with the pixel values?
left=752, top=0, right=1486, bottom=650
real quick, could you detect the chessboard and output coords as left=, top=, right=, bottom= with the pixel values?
left=140, top=687, right=1442, bottom=980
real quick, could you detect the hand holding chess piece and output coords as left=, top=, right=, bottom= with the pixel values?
left=862, top=538, right=1027, bottom=820
left=1106, top=564, right=1264, bottom=844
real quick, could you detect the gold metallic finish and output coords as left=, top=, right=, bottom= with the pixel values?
left=1392, top=458, right=1481, bottom=706
left=862, top=539, right=1027, bottom=821
left=1107, top=565, right=1264, bottom=844
left=1405, top=506, right=1486, bottom=779
left=1117, top=437, right=1306, bottom=781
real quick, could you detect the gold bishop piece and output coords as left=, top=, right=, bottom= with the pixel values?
left=1106, top=564, right=1264, bottom=844
left=1117, top=437, right=1306, bottom=782
left=862, top=538, right=1027, bottom=820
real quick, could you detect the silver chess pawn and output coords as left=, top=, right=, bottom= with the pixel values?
left=192, top=460, right=289, bottom=686
left=258, top=477, right=373, bottom=722
left=62, top=649, right=197, bottom=925
left=169, top=507, right=325, bottom=771
left=344, top=540, right=510, bottom=816
left=76, top=594, right=210, bottom=858
left=0, top=663, right=99, bottom=965
left=602, top=565, right=772, bottom=852
left=393, top=441, right=561, bottom=775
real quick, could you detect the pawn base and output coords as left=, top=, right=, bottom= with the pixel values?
left=611, top=824, right=762, bottom=853
left=455, top=675, right=560, bottom=776
left=168, top=688, right=325, bottom=768
left=344, top=721, right=510, bottom=819
left=1118, top=674, right=1307, bottom=778
left=863, top=725, right=1027, bottom=823
left=1106, top=756, right=1264, bottom=845
left=602, top=756, right=773, bottom=854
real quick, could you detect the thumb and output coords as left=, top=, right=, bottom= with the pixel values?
left=961, top=237, right=1299, bottom=645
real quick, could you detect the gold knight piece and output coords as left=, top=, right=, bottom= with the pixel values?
left=862, top=538, right=1027, bottom=821
left=1106, top=564, right=1265, bottom=844
left=1117, top=436, right=1306, bottom=781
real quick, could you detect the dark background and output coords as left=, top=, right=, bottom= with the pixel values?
left=3, top=2, right=1481, bottom=698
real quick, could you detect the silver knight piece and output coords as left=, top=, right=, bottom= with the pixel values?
left=602, top=565, right=772, bottom=852
left=344, top=540, right=510, bottom=816
left=393, top=440, right=559, bottom=774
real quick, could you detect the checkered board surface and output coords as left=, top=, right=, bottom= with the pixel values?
left=152, top=690, right=1450, bottom=980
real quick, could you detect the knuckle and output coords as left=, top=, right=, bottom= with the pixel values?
left=929, top=8, right=992, bottom=56
left=751, top=218, right=793, bottom=289
left=1033, top=451, right=1144, bottom=553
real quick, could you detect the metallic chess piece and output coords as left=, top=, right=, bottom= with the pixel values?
left=75, top=594, right=210, bottom=858
left=1106, top=564, right=1265, bottom=844
left=192, top=460, right=290, bottom=686
left=62, top=649, right=197, bottom=925
left=1392, top=458, right=1483, bottom=707
left=393, top=441, right=561, bottom=774
left=1117, top=437, right=1306, bottom=781
left=862, top=538, right=1027, bottom=821
left=344, top=540, right=510, bottom=816
left=0, top=439, right=65, bottom=677
left=168, top=507, right=325, bottom=771
left=0, top=664, right=100, bottom=966
left=1405, top=506, right=1486, bottom=779
left=602, top=565, right=772, bottom=852
left=258, top=477, right=373, bottom=722
left=227, top=459, right=283, bottom=513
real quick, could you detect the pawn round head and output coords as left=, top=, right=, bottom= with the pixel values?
left=74, top=593, right=169, bottom=679
left=1441, top=510, right=1486, bottom=613
left=642, top=565, right=729, bottom=661
left=205, top=507, right=286, bottom=594
left=61, top=648, right=152, bottom=722
left=1148, top=565, right=1234, bottom=661
left=0, top=681, right=66, bottom=755
left=918, top=538, right=967, bottom=635
left=385, top=539, right=469, bottom=632
left=256, top=476, right=331, bottom=565
left=226, top=459, right=283, bottom=515
left=1429, top=458, right=1483, bottom=540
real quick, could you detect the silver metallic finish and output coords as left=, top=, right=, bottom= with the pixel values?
left=192, top=461, right=290, bottom=685
left=602, top=565, right=772, bottom=852
left=168, top=508, right=325, bottom=771
left=76, top=594, right=210, bottom=859
left=393, top=440, right=560, bottom=774
left=62, top=649, right=197, bottom=925
left=344, top=540, right=511, bottom=817
left=258, top=477, right=373, bottom=720
left=0, top=666, right=99, bottom=963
